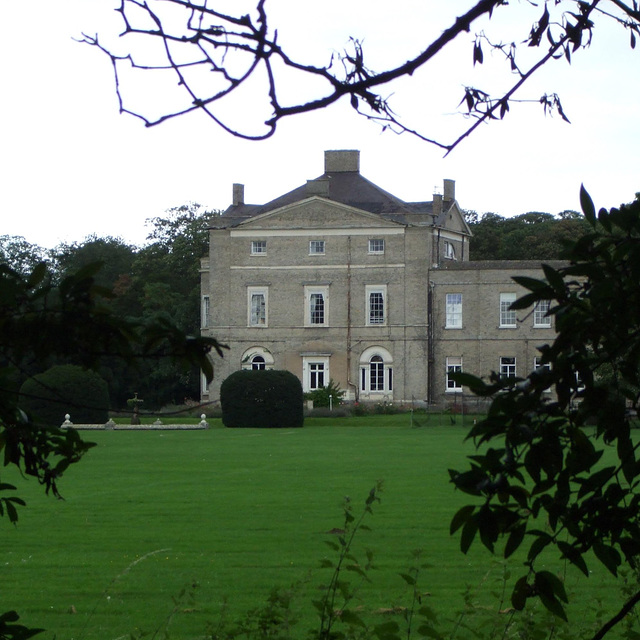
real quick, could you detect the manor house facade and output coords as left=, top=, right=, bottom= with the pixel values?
left=200, top=150, right=557, bottom=407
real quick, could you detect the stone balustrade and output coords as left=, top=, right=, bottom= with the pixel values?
left=61, top=414, right=209, bottom=430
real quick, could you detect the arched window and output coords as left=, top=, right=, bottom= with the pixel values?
left=370, top=355, right=384, bottom=391
left=359, top=347, right=393, bottom=397
left=241, top=347, right=274, bottom=371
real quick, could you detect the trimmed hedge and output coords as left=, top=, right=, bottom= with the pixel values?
left=20, top=365, right=110, bottom=426
left=220, top=369, right=303, bottom=428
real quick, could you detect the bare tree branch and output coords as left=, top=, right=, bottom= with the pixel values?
left=82, top=0, right=639, bottom=152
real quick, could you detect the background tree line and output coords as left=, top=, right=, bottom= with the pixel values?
left=465, top=209, right=592, bottom=260
left=1, top=203, right=217, bottom=413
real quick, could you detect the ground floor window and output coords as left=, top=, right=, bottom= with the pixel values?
left=241, top=346, right=274, bottom=371
left=201, top=371, right=210, bottom=395
left=500, top=356, right=516, bottom=378
left=309, top=362, right=325, bottom=389
left=302, top=356, right=330, bottom=392
left=446, top=356, right=463, bottom=391
left=359, top=347, right=393, bottom=395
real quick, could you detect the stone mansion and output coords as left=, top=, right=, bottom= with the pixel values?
left=200, top=150, right=557, bottom=407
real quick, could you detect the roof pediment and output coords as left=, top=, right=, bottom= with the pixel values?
left=234, top=197, right=405, bottom=230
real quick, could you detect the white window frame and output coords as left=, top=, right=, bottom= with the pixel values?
left=534, top=356, right=552, bottom=392
left=304, top=285, right=329, bottom=327
left=359, top=347, right=393, bottom=395
left=368, top=238, right=385, bottom=254
left=241, top=346, right=275, bottom=371
left=500, top=293, right=517, bottom=328
left=444, top=241, right=456, bottom=260
left=534, top=356, right=551, bottom=373
left=309, top=240, right=325, bottom=255
left=302, top=357, right=330, bottom=392
left=251, top=240, right=267, bottom=255
left=533, top=299, right=552, bottom=328
left=201, top=295, right=211, bottom=328
left=500, top=356, right=517, bottom=379
left=366, top=285, right=387, bottom=326
left=201, top=371, right=210, bottom=395
left=247, top=286, right=268, bottom=327
left=445, top=293, right=462, bottom=329
left=446, top=356, right=463, bottom=392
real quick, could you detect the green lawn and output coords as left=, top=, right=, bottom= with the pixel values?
left=3, top=418, right=626, bottom=639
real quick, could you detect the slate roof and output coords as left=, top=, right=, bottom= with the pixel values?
left=210, top=170, right=440, bottom=229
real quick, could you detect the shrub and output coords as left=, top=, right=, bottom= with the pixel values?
left=304, top=406, right=353, bottom=419
left=303, top=378, right=345, bottom=408
left=19, top=365, right=110, bottom=426
left=220, top=369, right=303, bottom=428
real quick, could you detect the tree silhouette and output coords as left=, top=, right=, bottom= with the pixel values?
left=82, top=0, right=640, bottom=153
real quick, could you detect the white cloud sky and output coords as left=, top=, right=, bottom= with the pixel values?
left=0, top=0, right=638, bottom=249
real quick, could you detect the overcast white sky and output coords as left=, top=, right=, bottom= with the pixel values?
left=1, top=1, right=638, bottom=249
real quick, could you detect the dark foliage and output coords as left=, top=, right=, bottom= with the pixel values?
left=42, top=204, right=219, bottom=410
left=450, top=188, right=640, bottom=632
left=221, top=370, right=303, bottom=429
left=303, top=379, right=346, bottom=408
left=20, top=365, right=110, bottom=426
left=0, top=258, right=222, bottom=637
left=466, top=210, right=591, bottom=260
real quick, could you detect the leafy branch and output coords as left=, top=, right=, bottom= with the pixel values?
left=449, top=188, right=640, bottom=636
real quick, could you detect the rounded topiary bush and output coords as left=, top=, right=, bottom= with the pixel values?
left=20, top=365, right=110, bottom=426
left=220, top=369, right=303, bottom=428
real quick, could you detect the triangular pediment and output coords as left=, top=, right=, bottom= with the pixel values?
left=235, top=197, right=405, bottom=230
left=440, top=201, right=472, bottom=236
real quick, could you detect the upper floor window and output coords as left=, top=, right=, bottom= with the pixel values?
left=368, top=238, right=385, bottom=254
left=500, top=293, right=517, bottom=328
left=366, top=285, right=387, bottom=325
left=446, top=356, right=463, bottom=391
left=305, top=286, right=329, bottom=326
left=533, top=299, right=552, bottom=327
left=251, top=240, right=267, bottom=255
left=500, top=356, right=516, bottom=378
left=201, top=295, right=210, bottom=328
left=251, top=355, right=266, bottom=370
left=309, top=240, right=325, bottom=255
left=310, top=293, right=325, bottom=325
left=445, top=293, right=462, bottom=328
left=444, top=241, right=456, bottom=260
left=248, top=286, right=268, bottom=327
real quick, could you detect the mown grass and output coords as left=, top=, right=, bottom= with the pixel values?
left=3, top=418, right=626, bottom=639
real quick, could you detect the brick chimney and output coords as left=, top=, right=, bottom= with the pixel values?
left=433, top=193, right=443, bottom=218
left=443, top=179, right=455, bottom=202
left=233, top=183, right=244, bottom=206
left=324, top=150, right=360, bottom=173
